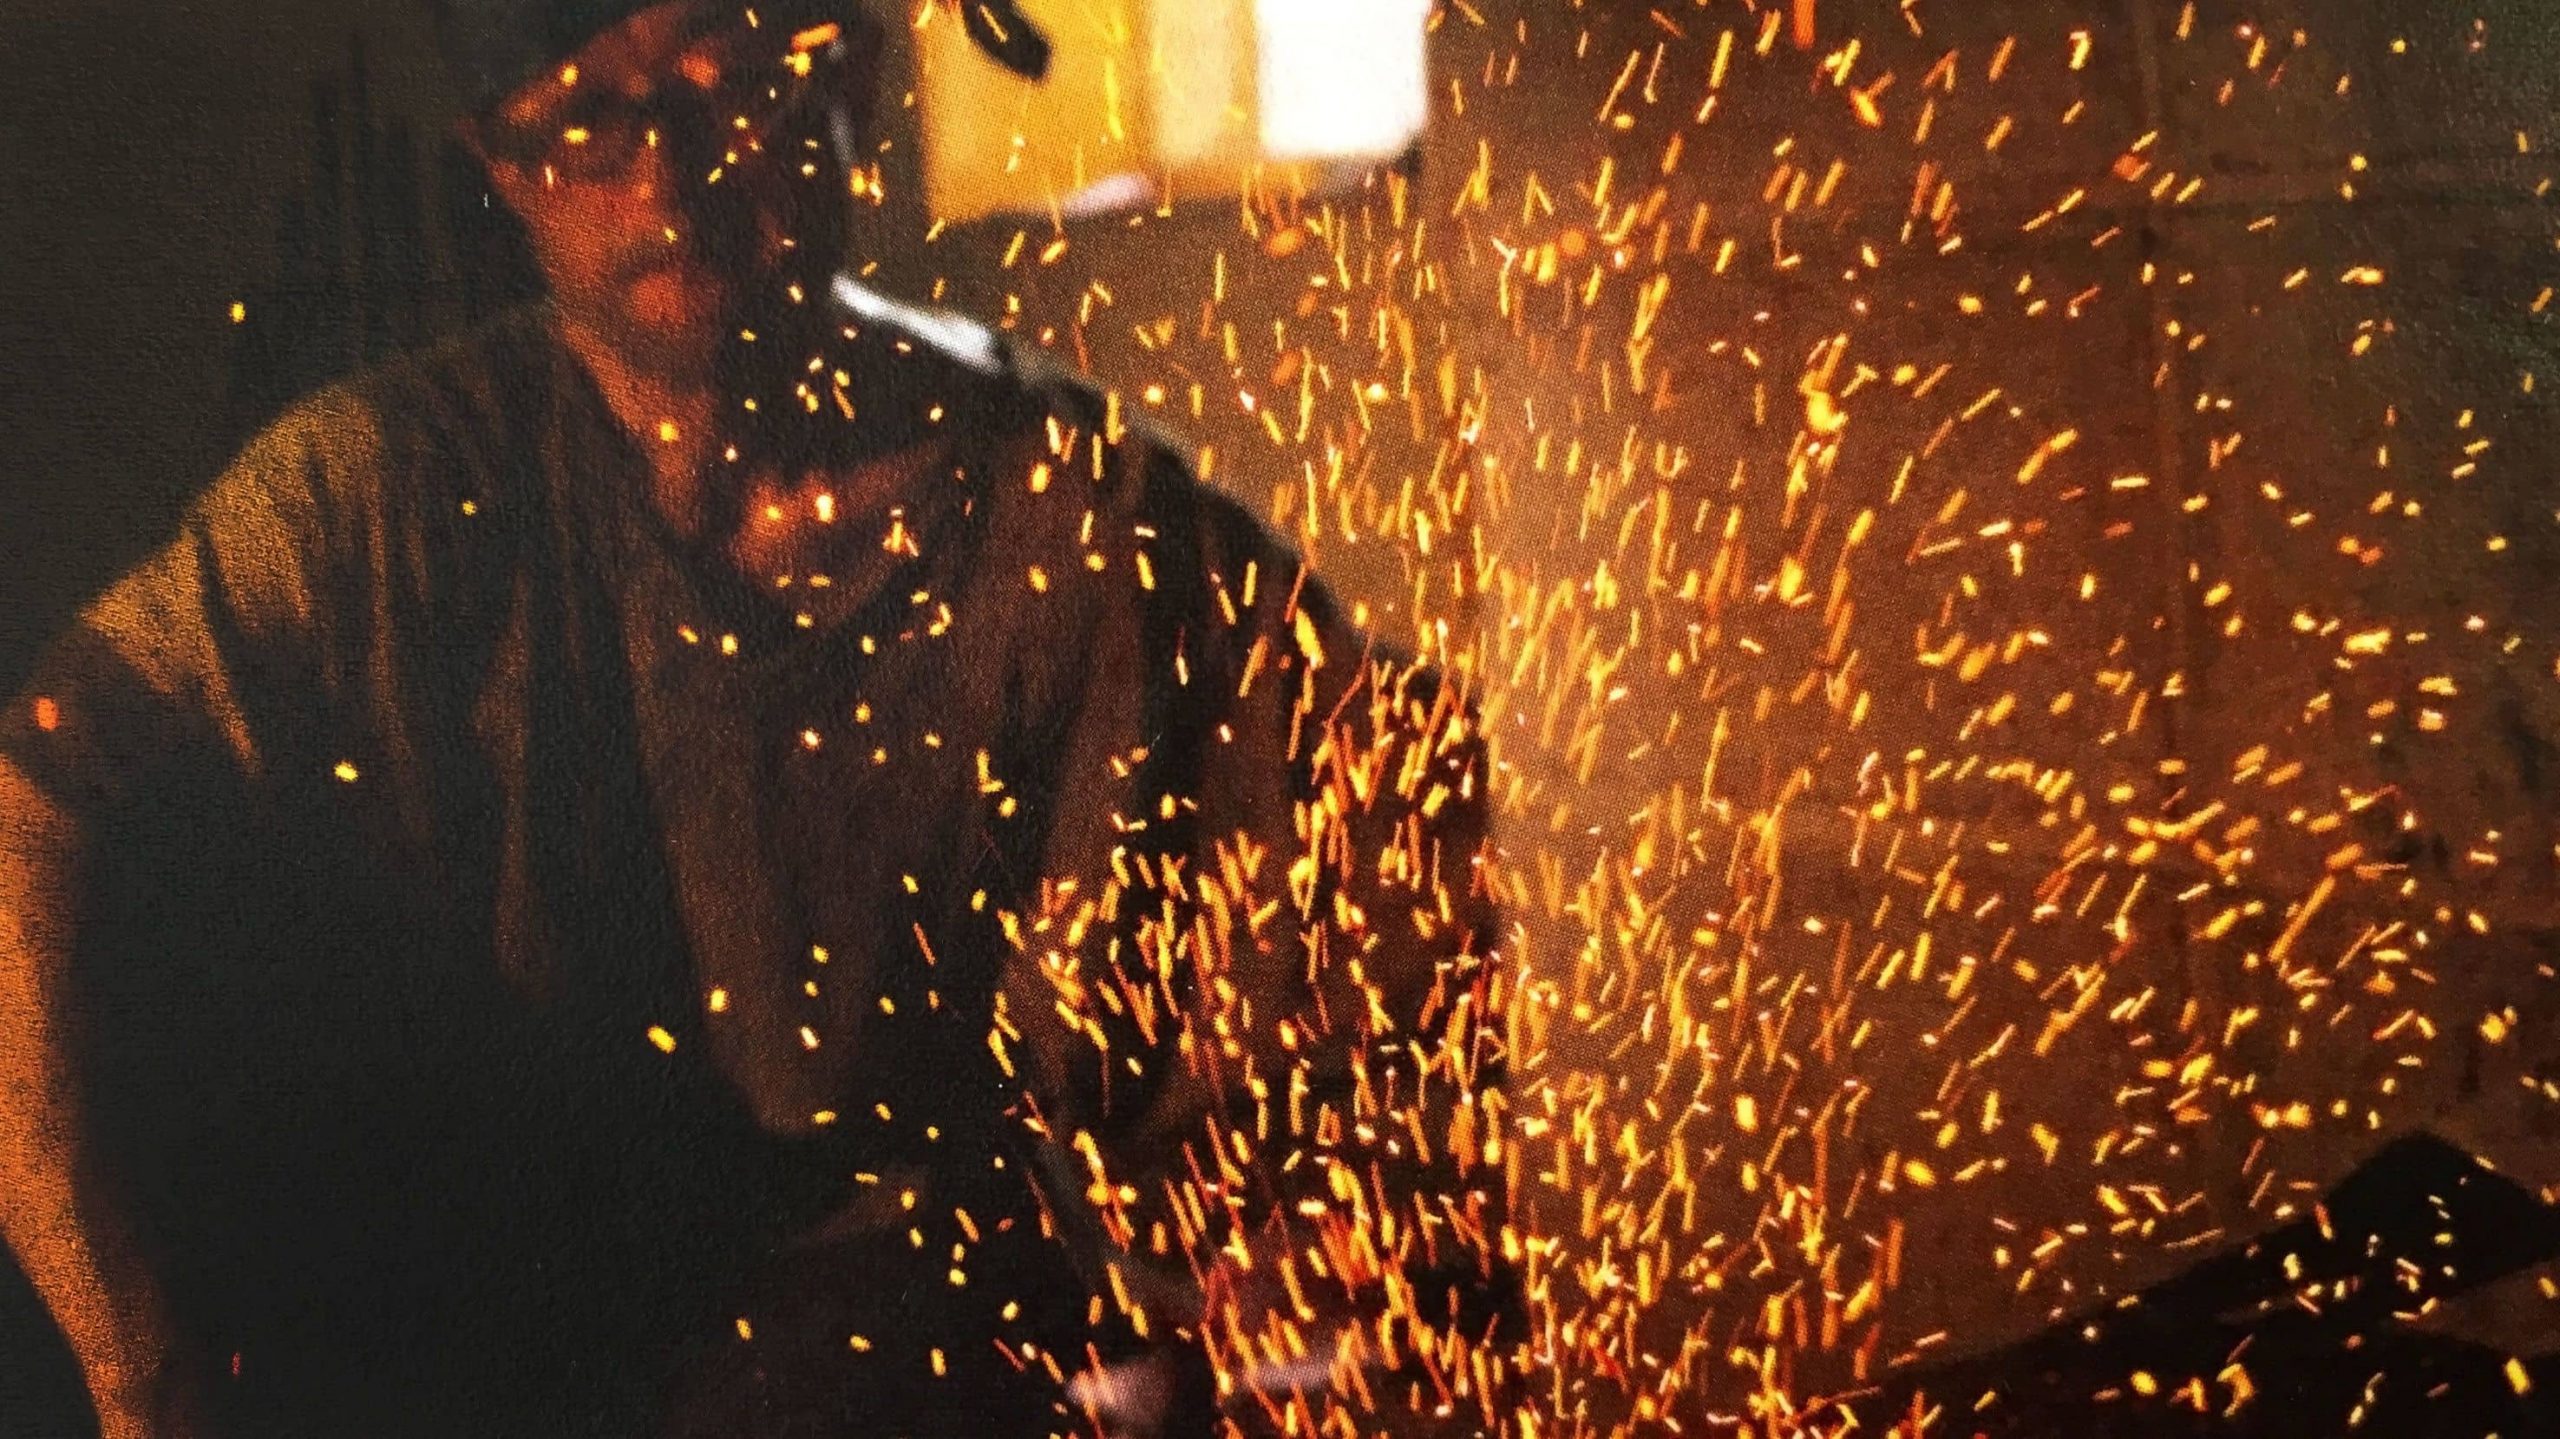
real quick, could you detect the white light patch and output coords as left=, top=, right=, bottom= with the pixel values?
left=1253, top=0, right=1428, bottom=161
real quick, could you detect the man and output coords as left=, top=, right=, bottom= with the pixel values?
left=0, top=2, right=1512, bottom=1435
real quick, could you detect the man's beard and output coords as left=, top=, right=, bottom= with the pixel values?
left=705, top=239, right=846, bottom=473
left=653, top=100, right=866, bottom=480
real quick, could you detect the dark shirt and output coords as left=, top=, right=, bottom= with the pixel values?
left=3, top=287, right=1504, bottom=1436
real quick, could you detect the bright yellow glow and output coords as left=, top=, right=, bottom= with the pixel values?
left=920, top=0, right=1428, bottom=221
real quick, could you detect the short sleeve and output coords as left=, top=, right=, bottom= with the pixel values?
left=2, top=393, right=376, bottom=827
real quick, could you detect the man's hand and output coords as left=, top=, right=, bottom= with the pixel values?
left=1068, top=1349, right=1177, bottom=1439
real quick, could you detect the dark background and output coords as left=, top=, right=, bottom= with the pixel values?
left=6, top=1, right=2558, bottom=1433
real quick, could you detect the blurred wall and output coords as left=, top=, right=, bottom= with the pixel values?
left=0, top=0, right=465, bottom=690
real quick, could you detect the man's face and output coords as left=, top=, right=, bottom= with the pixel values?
left=470, top=1, right=869, bottom=382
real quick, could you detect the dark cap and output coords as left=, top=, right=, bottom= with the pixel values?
left=431, top=0, right=659, bottom=113
left=433, top=0, right=1050, bottom=115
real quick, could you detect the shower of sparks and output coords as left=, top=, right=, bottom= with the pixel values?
left=890, top=4, right=2559, bottom=1432
left=862, top=1, right=2560, bottom=1433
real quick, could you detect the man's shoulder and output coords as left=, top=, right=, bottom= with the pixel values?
left=964, top=333, right=1276, bottom=564
left=340, top=305, right=564, bottom=446
left=816, top=281, right=1344, bottom=644
left=225, top=306, right=566, bottom=517
left=254, top=305, right=557, bottom=452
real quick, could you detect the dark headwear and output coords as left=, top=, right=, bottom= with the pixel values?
left=433, top=0, right=1050, bottom=115
left=433, top=0, right=654, bottom=113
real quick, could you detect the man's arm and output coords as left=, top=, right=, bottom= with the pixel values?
left=0, top=395, right=369, bottom=1438
left=1130, top=480, right=1515, bottom=1429
left=0, top=755, right=202, bottom=1438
